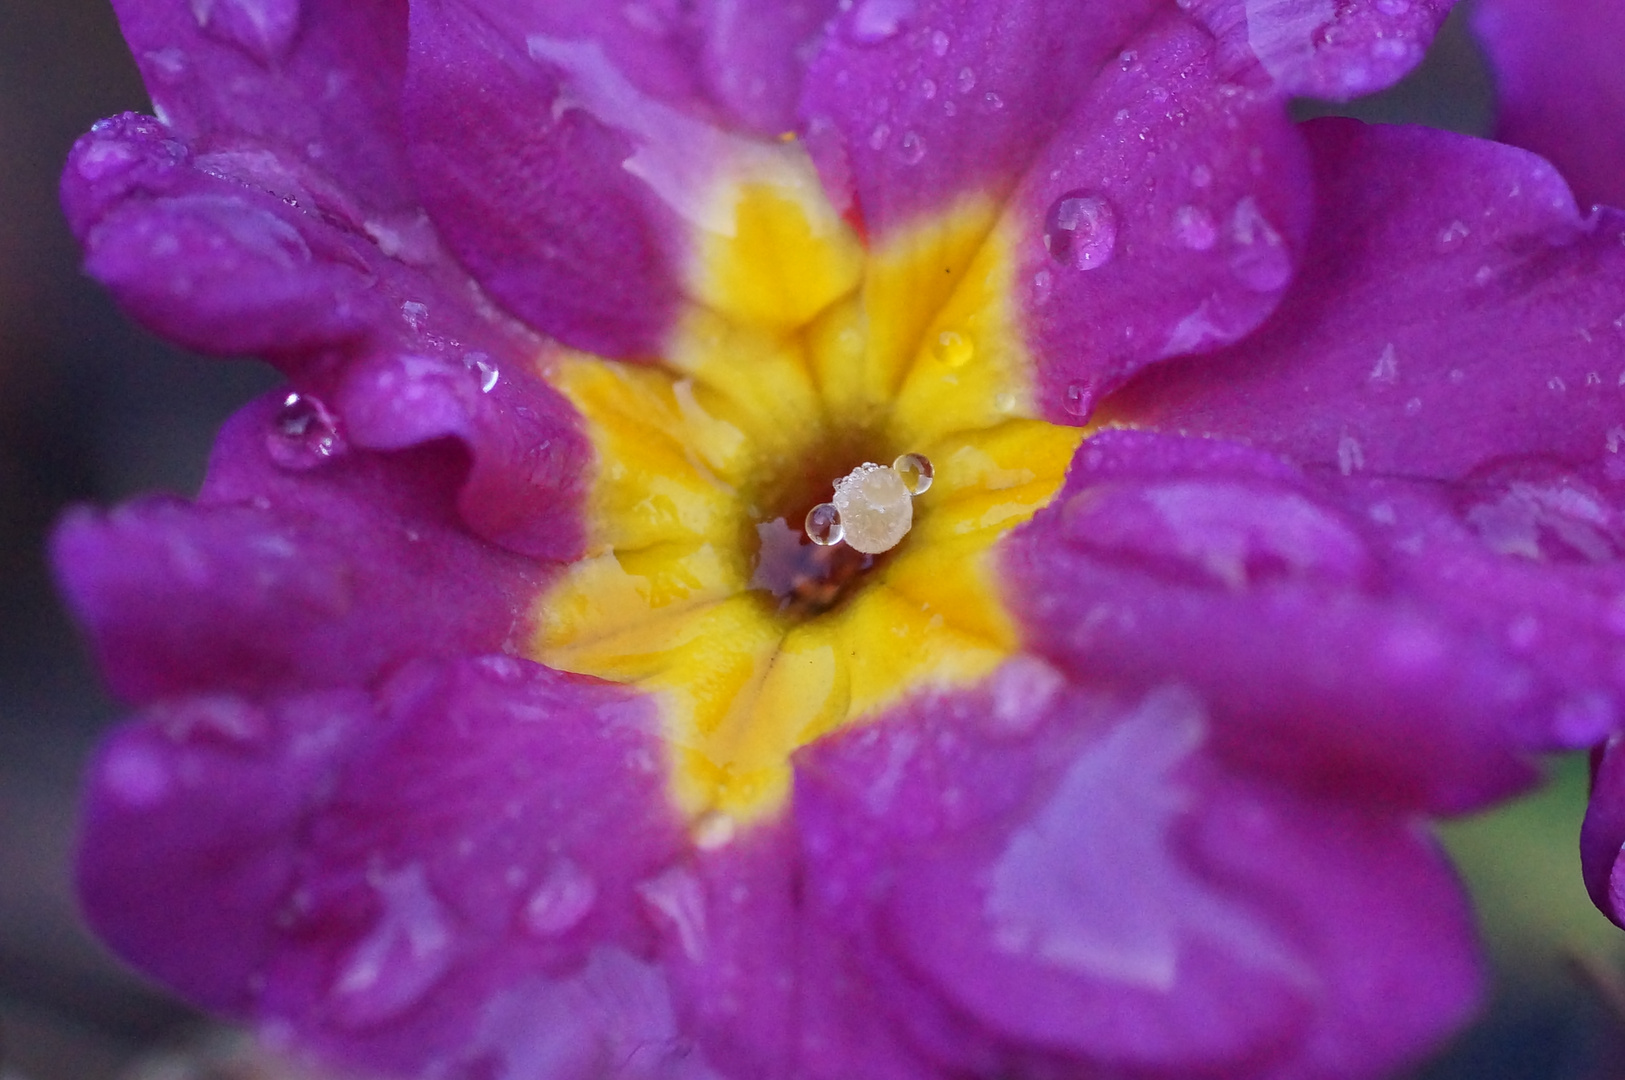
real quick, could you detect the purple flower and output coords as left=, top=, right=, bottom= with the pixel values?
left=56, top=1, right=1625, bottom=1077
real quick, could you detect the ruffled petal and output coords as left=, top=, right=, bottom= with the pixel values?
left=64, top=114, right=590, bottom=559
left=53, top=395, right=546, bottom=703
left=80, top=657, right=696, bottom=1078
left=1182, top=0, right=1453, bottom=99
left=1109, top=118, right=1619, bottom=483
left=1004, top=428, right=1536, bottom=813
left=111, top=0, right=415, bottom=213
left=1002, top=11, right=1312, bottom=419
left=793, top=678, right=1484, bottom=1078
left=798, top=0, right=1163, bottom=238
left=1473, top=0, right=1625, bottom=210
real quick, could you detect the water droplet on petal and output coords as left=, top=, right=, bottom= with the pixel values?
left=522, top=859, right=598, bottom=937
left=1063, top=381, right=1096, bottom=418
left=1173, top=204, right=1217, bottom=251
left=931, top=29, right=950, bottom=56
left=1190, top=164, right=1214, bottom=188
left=463, top=352, right=500, bottom=393
left=1434, top=219, right=1470, bottom=253
left=933, top=329, right=974, bottom=368
left=401, top=300, right=429, bottom=330
left=638, top=867, right=708, bottom=961
left=892, top=453, right=933, bottom=495
left=330, top=866, right=455, bottom=1028
left=1228, top=197, right=1291, bottom=292
left=957, top=66, right=976, bottom=93
left=833, top=463, right=913, bottom=554
left=268, top=392, right=347, bottom=469
left=899, top=131, right=925, bottom=164
left=868, top=123, right=891, bottom=151
left=1044, top=191, right=1118, bottom=271
left=190, top=0, right=302, bottom=65
left=806, top=503, right=844, bottom=546
left=848, top=0, right=915, bottom=43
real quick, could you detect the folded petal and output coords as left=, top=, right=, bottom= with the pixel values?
left=1474, top=0, right=1625, bottom=210
left=111, top=0, right=416, bottom=213
left=799, top=0, right=1163, bottom=239
left=64, top=114, right=591, bottom=559
left=54, top=394, right=546, bottom=703
left=79, top=657, right=695, bottom=1078
left=1003, top=428, right=1536, bottom=813
left=1110, top=118, right=1618, bottom=484
left=1182, top=0, right=1453, bottom=99
left=794, top=678, right=1484, bottom=1078
left=1000, top=11, right=1312, bottom=419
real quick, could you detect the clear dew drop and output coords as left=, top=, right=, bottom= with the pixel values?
left=933, top=329, right=974, bottom=368
left=957, top=66, right=976, bottom=93
left=892, top=453, right=934, bottom=495
left=931, top=29, right=950, bottom=56
left=1173, top=204, right=1217, bottom=251
left=522, top=859, right=598, bottom=938
left=1044, top=191, right=1118, bottom=272
left=463, top=352, right=500, bottom=393
left=1063, top=381, right=1096, bottom=418
left=806, top=503, right=845, bottom=546
left=899, top=131, right=926, bottom=164
left=267, top=392, right=347, bottom=469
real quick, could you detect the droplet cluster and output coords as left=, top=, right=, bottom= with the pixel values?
left=805, top=453, right=933, bottom=554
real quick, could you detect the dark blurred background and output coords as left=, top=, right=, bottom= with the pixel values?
left=1, top=2, right=1623, bottom=1078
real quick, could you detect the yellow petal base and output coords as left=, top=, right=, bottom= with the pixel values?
left=530, top=155, right=1081, bottom=827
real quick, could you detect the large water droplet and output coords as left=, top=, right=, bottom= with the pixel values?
left=267, top=392, right=347, bottom=469
left=330, top=866, right=455, bottom=1028
left=806, top=503, right=845, bottom=546
left=933, top=329, right=974, bottom=368
left=848, top=0, right=915, bottom=43
left=1044, top=192, right=1118, bottom=271
left=892, top=453, right=934, bottom=495
left=1063, top=381, right=1096, bottom=418
left=522, top=859, right=598, bottom=938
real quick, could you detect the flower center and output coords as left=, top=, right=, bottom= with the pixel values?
left=529, top=163, right=1082, bottom=828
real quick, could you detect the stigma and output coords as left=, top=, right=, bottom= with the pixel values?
left=805, top=453, right=934, bottom=554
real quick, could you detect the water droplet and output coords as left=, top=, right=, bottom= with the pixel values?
left=1063, top=381, right=1096, bottom=418
left=1190, top=164, right=1213, bottom=188
left=899, top=131, right=925, bottom=164
left=931, top=29, right=950, bottom=56
left=995, top=391, right=1016, bottom=413
left=1337, top=433, right=1364, bottom=476
left=1044, top=191, right=1118, bottom=271
left=693, top=811, right=737, bottom=850
left=957, top=66, right=976, bottom=93
left=190, top=0, right=302, bottom=65
left=267, top=392, right=347, bottom=469
left=848, top=0, right=915, bottom=43
left=1368, top=342, right=1398, bottom=385
left=918, top=77, right=937, bottom=100
left=1434, top=219, right=1470, bottom=253
left=1228, top=197, right=1290, bottom=292
left=806, top=503, right=845, bottom=546
left=892, top=453, right=933, bottom=495
left=638, top=867, right=708, bottom=961
left=833, top=462, right=914, bottom=554
left=1173, top=205, right=1217, bottom=251
left=463, top=352, right=500, bottom=393
left=522, top=859, right=598, bottom=937
left=868, top=123, right=891, bottom=151
left=330, top=866, right=454, bottom=1028
left=933, top=329, right=974, bottom=368
left=980, top=90, right=1004, bottom=112
left=401, top=300, right=429, bottom=330
left=1375, top=0, right=1409, bottom=12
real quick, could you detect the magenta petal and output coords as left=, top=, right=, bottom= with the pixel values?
left=401, top=0, right=699, bottom=359
left=111, top=0, right=416, bottom=214
left=1005, top=429, right=1536, bottom=814
left=696, top=0, right=840, bottom=135
left=1582, top=736, right=1625, bottom=927
left=1183, top=0, right=1452, bottom=99
left=794, top=679, right=1484, bottom=1077
left=1474, top=0, right=1625, bottom=210
left=1007, top=12, right=1312, bottom=419
left=53, top=395, right=545, bottom=703
left=798, top=0, right=1162, bottom=237
left=82, top=656, right=693, bottom=1077
left=1111, top=119, right=1619, bottom=484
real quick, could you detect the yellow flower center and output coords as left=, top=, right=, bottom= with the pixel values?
left=529, top=148, right=1081, bottom=829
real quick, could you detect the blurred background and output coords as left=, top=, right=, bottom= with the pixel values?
left=2, top=2, right=1624, bottom=1078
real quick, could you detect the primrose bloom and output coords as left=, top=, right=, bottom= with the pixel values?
left=57, top=0, right=1625, bottom=1077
